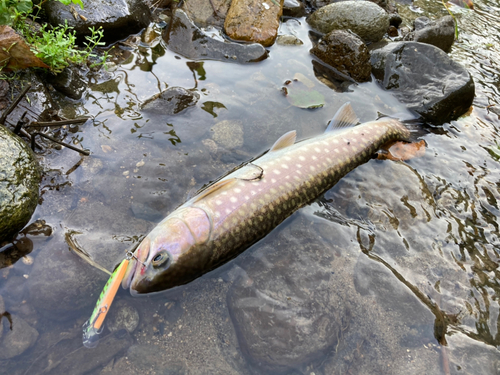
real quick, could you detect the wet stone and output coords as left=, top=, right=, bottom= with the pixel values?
left=228, top=224, right=343, bottom=374
left=211, top=120, right=244, bottom=149
left=283, top=0, right=307, bottom=17
left=225, top=0, right=283, bottom=47
left=182, top=0, right=232, bottom=28
left=43, top=0, right=152, bottom=43
left=310, top=29, right=371, bottom=82
left=0, top=126, right=40, bottom=243
left=124, top=345, right=187, bottom=374
left=370, top=41, right=475, bottom=124
left=106, top=300, right=140, bottom=333
left=46, top=65, right=88, bottom=100
left=308, top=1, right=390, bottom=43
left=141, top=87, right=200, bottom=116
left=164, top=9, right=267, bottom=63
left=405, top=16, right=456, bottom=53
left=276, top=34, right=304, bottom=46
left=0, top=314, right=39, bottom=359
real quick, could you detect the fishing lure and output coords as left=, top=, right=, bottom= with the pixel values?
left=82, top=257, right=130, bottom=348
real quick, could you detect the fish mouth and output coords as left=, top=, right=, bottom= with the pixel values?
left=122, top=238, right=150, bottom=295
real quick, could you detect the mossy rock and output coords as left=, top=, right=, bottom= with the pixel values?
left=0, top=125, right=40, bottom=242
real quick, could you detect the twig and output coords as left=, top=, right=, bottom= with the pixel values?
left=0, top=83, right=32, bottom=124
left=26, top=118, right=90, bottom=128
left=31, top=132, right=90, bottom=155
left=13, top=112, right=27, bottom=135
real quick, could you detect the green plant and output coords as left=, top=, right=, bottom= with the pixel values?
left=0, top=0, right=109, bottom=73
left=22, top=21, right=106, bottom=72
left=0, top=0, right=33, bottom=25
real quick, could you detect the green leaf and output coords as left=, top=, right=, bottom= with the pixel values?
left=282, top=79, right=325, bottom=109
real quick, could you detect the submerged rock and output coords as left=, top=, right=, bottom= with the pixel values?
left=0, top=126, right=40, bottom=243
left=211, top=120, right=244, bottom=149
left=227, top=223, right=343, bottom=374
left=308, top=1, right=390, bottom=43
left=164, top=9, right=267, bottom=63
left=182, top=0, right=232, bottom=28
left=44, top=0, right=151, bottom=43
left=0, top=314, right=39, bottom=359
left=310, top=29, right=371, bottom=82
left=224, top=0, right=283, bottom=46
left=141, top=87, right=200, bottom=116
left=276, top=34, right=304, bottom=46
left=405, top=16, right=456, bottom=53
left=107, top=300, right=140, bottom=333
left=370, top=41, right=475, bottom=123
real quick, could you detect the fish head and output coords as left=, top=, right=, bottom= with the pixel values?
left=122, top=207, right=211, bottom=294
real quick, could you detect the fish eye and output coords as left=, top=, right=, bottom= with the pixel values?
left=152, top=251, right=170, bottom=268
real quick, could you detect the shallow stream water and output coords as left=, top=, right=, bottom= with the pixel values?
left=2, top=1, right=500, bottom=374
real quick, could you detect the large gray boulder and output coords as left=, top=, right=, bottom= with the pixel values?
left=0, top=125, right=40, bottom=243
left=44, top=0, right=151, bottom=43
left=164, top=9, right=267, bottom=63
left=370, top=41, right=474, bottom=123
left=308, top=1, right=390, bottom=43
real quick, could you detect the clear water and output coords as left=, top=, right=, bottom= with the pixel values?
left=2, top=1, right=500, bottom=373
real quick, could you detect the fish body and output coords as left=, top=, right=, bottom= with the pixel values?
left=124, top=103, right=410, bottom=294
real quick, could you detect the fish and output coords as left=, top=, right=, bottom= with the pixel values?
left=122, top=102, right=411, bottom=294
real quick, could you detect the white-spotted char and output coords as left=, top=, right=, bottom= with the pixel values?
left=124, top=103, right=411, bottom=294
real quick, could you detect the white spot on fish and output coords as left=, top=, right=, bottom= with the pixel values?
left=299, top=156, right=305, bottom=161
left=216, top=200, right=223, bottom=206
left=225, top=208, right=231, bottom=214
left=281, top=164, right=289, bottom=169
left=271, top=178, right=277, bottom=183
left=297, top=164, right=302, bottom=168
left=285, top=156, right=292, bottom=161
left=334, top=149, right=340, bottom=153
left=234, top=188, right=242, bottom=193
left=312, top=155, right=317, bottom=160
left=230, top=197, right=238, bottom=203
left=215, top=211, right=221, bottom=218
left=270, top=188, right=277, bottom=194
left=333, top=139, right=339, bottom=144
left=326, top=157, right=332, bottom=163
left=324, top=148, right=329, bottom=153
left=310, top=166, right=316, bottom=171
left=315, top=147, right=321, bottom=153
left=251, top=190, right=256, bottom=195
left=353, top=130, right=359, bottom=134
left=273, top=169, right=281, bottom=175
left=245, top=195, right=250, bottom=200
left=222, top=191, right=228, bottom=195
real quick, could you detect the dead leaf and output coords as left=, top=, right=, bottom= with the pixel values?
left=0, top=25, right=49, bottom=71
left=378, top=140, right=426, bottom=161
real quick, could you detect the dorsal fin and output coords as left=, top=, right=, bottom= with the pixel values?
left=270, top=130, right=296, bottom=152
left=192, top=178, right=237, bottom=203
left=325, top=102, right=360, bottom=132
